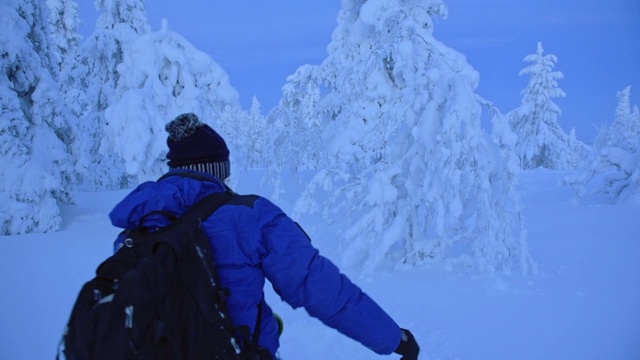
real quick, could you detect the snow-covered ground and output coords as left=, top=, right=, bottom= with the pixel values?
left=1, top=169, right=638, bottom=359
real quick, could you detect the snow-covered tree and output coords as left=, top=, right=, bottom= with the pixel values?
left=47, top=0, right=85, bottom=165
left=67, top=0, right=150, bottom=189
left=567, top=127, right=593, bottom=169
left=282, top=0, right=533, bottom=274
left=264, top=65, right=327, bottom=198
left=602, top=86, right=640, bottom=150
left=103, top=19, right=245, bottom=182
left=509, top=42, right=581, bottom=170
left=0, top=0, right=74, bottom=235
left=479, top=97, right=536, bottom=275
left=568, top=87, right=640, bottom=203
left=80, top=0, right=149, bottom=112
left=46, top=0, right=82, bottom=73
left=238, top=96, right=267, bottom=169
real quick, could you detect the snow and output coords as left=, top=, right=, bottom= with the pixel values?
left=2, top=1, right=639, bottom=358
left=1, top=169, right=638, bottom=360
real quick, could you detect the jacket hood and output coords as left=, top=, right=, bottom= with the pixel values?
left=109, top=170, right=227, bottom=230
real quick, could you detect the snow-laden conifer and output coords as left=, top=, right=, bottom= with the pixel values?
left=568, top=87, right=640, bottom=203
left=104, top=19, right=245, bottom=182
left=0, top=0, right=74, bottom=235
left=478, top=97, right=536, bottom=275
left=240, top=97, right=267, bottom=169
left=264, top=65, right=326, bottom=198
left=508, top=42, right=586, bottom=170
left=66, top=0, right=150, bottom=189
left=46, top=0, right=82, bottom=73
left=278, top=0, right=533, bottom=274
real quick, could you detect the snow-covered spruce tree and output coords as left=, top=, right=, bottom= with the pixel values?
left=568, top=127, right=593, bottom=170
left=47, top=0, right=86, bottom=159
left=104, top=19, right=246, bottom=182
left=568, top=87, right=640, bottom=203
left=66, top=0, right=150, bottom=189
left=287, top=0, right=533, bottom=274
left=239, top=96, right=267, bottom=169
left=264, top=65, right=326, bottom=198
left=605, top=86, right=640, bottom=151
left=481, top=97, right=536, bottom=275
left=46, top=0, right=82, bottom=73
left=508, top=42, right=580, bottom=170
left=0, top=0, right=74, bottom=235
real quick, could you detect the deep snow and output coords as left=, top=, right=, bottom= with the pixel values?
left=0, top=169, right=638, bottom=360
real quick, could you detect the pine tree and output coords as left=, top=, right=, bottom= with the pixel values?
left=0, top=0, right=74, bottom=235
left=284, top=0, right=533, bottom=274
left=102, top=19, right=245, bottom=182
left=509, top=42, right=578, bottom=170
left=608, top=86, right=639, bottom=151
left=242, top=96, right=267, bottom=168
left=83, top=0, right=150, bottom=112
left=264, top=65, right=326, bottom=198
left=567, top=87, right=640, bottom=203
left=476, top=97, right=537, bottom=274
left=47, top=0, right=85, bottom=165
left=67, top=0, right=150, bottom=189
left=46, top=0, right=82, bottom=73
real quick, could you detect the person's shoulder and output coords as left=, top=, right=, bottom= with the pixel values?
left=227, top=193, right=286, bottom=216
left=227, top=193, right=260, bottom=208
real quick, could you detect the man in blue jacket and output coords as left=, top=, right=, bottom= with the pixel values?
left=109, top=113, right=419, bottom=359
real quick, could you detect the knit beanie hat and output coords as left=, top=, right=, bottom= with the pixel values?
left=165, top=113, right=231, bottom=180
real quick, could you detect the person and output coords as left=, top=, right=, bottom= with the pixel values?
left=109, top=113, right=420, bottom=359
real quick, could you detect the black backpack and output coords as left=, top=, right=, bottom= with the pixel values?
left=57, top=190, right=268, bottom=360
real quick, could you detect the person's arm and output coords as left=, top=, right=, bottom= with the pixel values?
left=255, top=199, right=402, bottom=355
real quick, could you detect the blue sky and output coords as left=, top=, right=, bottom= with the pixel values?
left=78, top=0, right=639, bottom=142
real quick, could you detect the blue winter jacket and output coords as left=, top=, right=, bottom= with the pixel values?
left=109, top=170, right=401, bottom=357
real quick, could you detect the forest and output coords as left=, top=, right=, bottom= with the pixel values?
left=1, top=0, right=638, bottom=275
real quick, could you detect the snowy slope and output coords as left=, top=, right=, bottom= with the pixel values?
left=0, top=169, right=638, bottom=360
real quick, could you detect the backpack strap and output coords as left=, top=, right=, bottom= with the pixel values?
left=182, top=191, right=270, bottom=356
left=180, top=191, right=235, bottom=225
left=156, top=179, right=270, bottom=356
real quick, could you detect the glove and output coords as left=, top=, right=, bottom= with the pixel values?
left=394, top=328, right=419, bottom=360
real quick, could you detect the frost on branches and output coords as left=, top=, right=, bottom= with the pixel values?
left=568, top=87, right=640, bottom=203
left=509, top=42, right=586, bottom=170
left=284, top=0, right=533, bottom=275
left=0, top=0, right=74, bottom=235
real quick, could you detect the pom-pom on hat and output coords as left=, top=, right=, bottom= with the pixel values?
left=165, top=113, right=230, bottom=180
